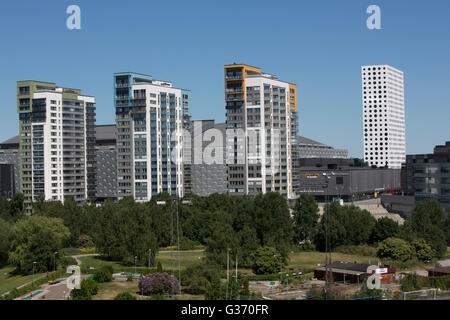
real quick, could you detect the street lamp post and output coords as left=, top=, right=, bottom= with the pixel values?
left=226, top=248, right=230, bottom=300
left=54, top=251, right=58, bottom=273
left=134, top=256, right=137, bottom=278
left=32, top=261, right=36, bottom=289
left=148, top=249, right=151, bottom=271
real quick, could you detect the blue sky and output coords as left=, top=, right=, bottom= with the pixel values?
left=0, top=0, right=449, bottom=157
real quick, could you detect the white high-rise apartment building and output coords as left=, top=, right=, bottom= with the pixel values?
left=224, top=64, right=298, bottom=199
left=362, top=65, right=406, bottom=169
left=17, top=81, right=96, bottom=213
left=114, top=73, right=190, bottom=201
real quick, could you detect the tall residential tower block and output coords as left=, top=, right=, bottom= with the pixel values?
left=114, top=73, right=190, bottom=201
left=224, top=64, right=298, bottom=199
left=362, top=65, right=406, bottom=169
left=17, top=81, right=96, bottom=213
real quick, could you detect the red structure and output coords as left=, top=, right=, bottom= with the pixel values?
left=369, top=266, right=396, bottom=284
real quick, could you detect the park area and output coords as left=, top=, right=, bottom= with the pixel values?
left=0, top=248, right=381, bottom=300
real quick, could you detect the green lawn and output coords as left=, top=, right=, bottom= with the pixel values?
left=0, top=266, right=48, bottom=295
left=79, top=250, right=379, bottom=275
left=93, top=279, right=204, bottom=300
left=78, top=251, right=205, bottom=273
left=286, top=251, right=379, bottom=272
left=156, top=250, right=204, bottom=270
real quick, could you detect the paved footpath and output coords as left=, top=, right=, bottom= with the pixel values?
left=14, top=254, right=97, bottom=300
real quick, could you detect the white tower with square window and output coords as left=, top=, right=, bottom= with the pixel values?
left=362, top=65, right=405, bottom=169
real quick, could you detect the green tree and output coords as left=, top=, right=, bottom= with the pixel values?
left=444, top=215, right=450, bottom=246
left=313, top=202, right=346, bottom=251
left=205, top=222, right=239, bottom=267
left=339, top=206, right=376, bottom=245
left=94, top=198, right=158, bottom=265
left=205, top=276, right=226, bottom=300
left=376, top=237, right=415, bottom=262
left=411, top=238, right=435, bottom=261
left=250, top=246, right=281, bottom=275
left=9, top=193, right=25, bottom=221
left=0, top=218, right=13, bottom=267
left=182, top=261, right=222, bottom=295
left=254, top=193, right=293, bottom=262
left=370, top=217, right=400, bottom=243
left=401, top=199, right=447, bottom=257
left=401, top=273, right=422, bottom=292
left=236, top=226, right=260, bottom=267
left=8, top=216, right=70, bottom=274
left=292, top=194, right=319, bottom=243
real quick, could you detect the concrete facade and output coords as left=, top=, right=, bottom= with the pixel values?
left=190, top=120, right=227, bottom=197
left=362, top=65, right=406, bottom=169
left=295, top=158, right=401, bottom=202
left=404, top=141, right=450, bottom=214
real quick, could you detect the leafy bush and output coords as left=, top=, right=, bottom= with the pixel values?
left=138, top=272, right=180, bottom=296
left=76, top=234, right=94, bottom=249
left=377, top=238, right=415, bottom=262
left=423, top=275, right=450, bottom=290
left=156, top=262, right=163, bottom=273
left=182, top=261, right=222, bottom=294
left=79, top=247, right=97, bottom=254
left=246, top=273, right=280, bottom=281
left=250, top=246, right=281, bottom=275
left=179, top=237, right=199, bottom=250
left=93, top=269, right=112, bottom=283
left=114, top=292, right=136, bottom=300
left=401, top=273, right=422, bottom=292
left=100, top=265, right=114, bottom=275
left=294, top=241, right=316, bottom=252
left=71, top=279, right=99, bottom=300
left=411, top=239, right=435, bottom=261
left=58, top=256, right=78, bottom=267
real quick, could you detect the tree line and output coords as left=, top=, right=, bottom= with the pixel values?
left=1, top=192, right=449, bottom=275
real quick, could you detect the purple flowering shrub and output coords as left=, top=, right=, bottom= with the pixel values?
left=138, top=272, right=180, bottom=296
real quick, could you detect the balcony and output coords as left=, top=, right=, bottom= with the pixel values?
left=226, top=88, right=243, bottom=93
left=226, top=75, right=242, bottom=80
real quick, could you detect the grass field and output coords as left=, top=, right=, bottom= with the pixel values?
left=78, top=250, right=379, bottom=275
left=94, top=280, right=204, bottom=300
left=78, top=250, right=205, bottom=273
left=156, top=250, right=204, bottom=270
left=285, top=251, right=379, bottom=272
left=0, top=266, right=48, bottom=295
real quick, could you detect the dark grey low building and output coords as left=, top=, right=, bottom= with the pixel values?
left=0, top=137, right=20, bottom=197
left=403, top=141, right=450, bottom=215
left=0, top=150, right=19, bottom=196
left=381, top=194, right=415, bottom=217
left=294, top=136, right=348, bottom=159
left=295, top=158, right=401, bottom=202
left=189, top=120, right=227, bottom=197
left=0, top=163, right=15, bottom=199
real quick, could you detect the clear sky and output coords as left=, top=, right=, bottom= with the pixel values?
left=1, top=0, right=449, bottom=157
